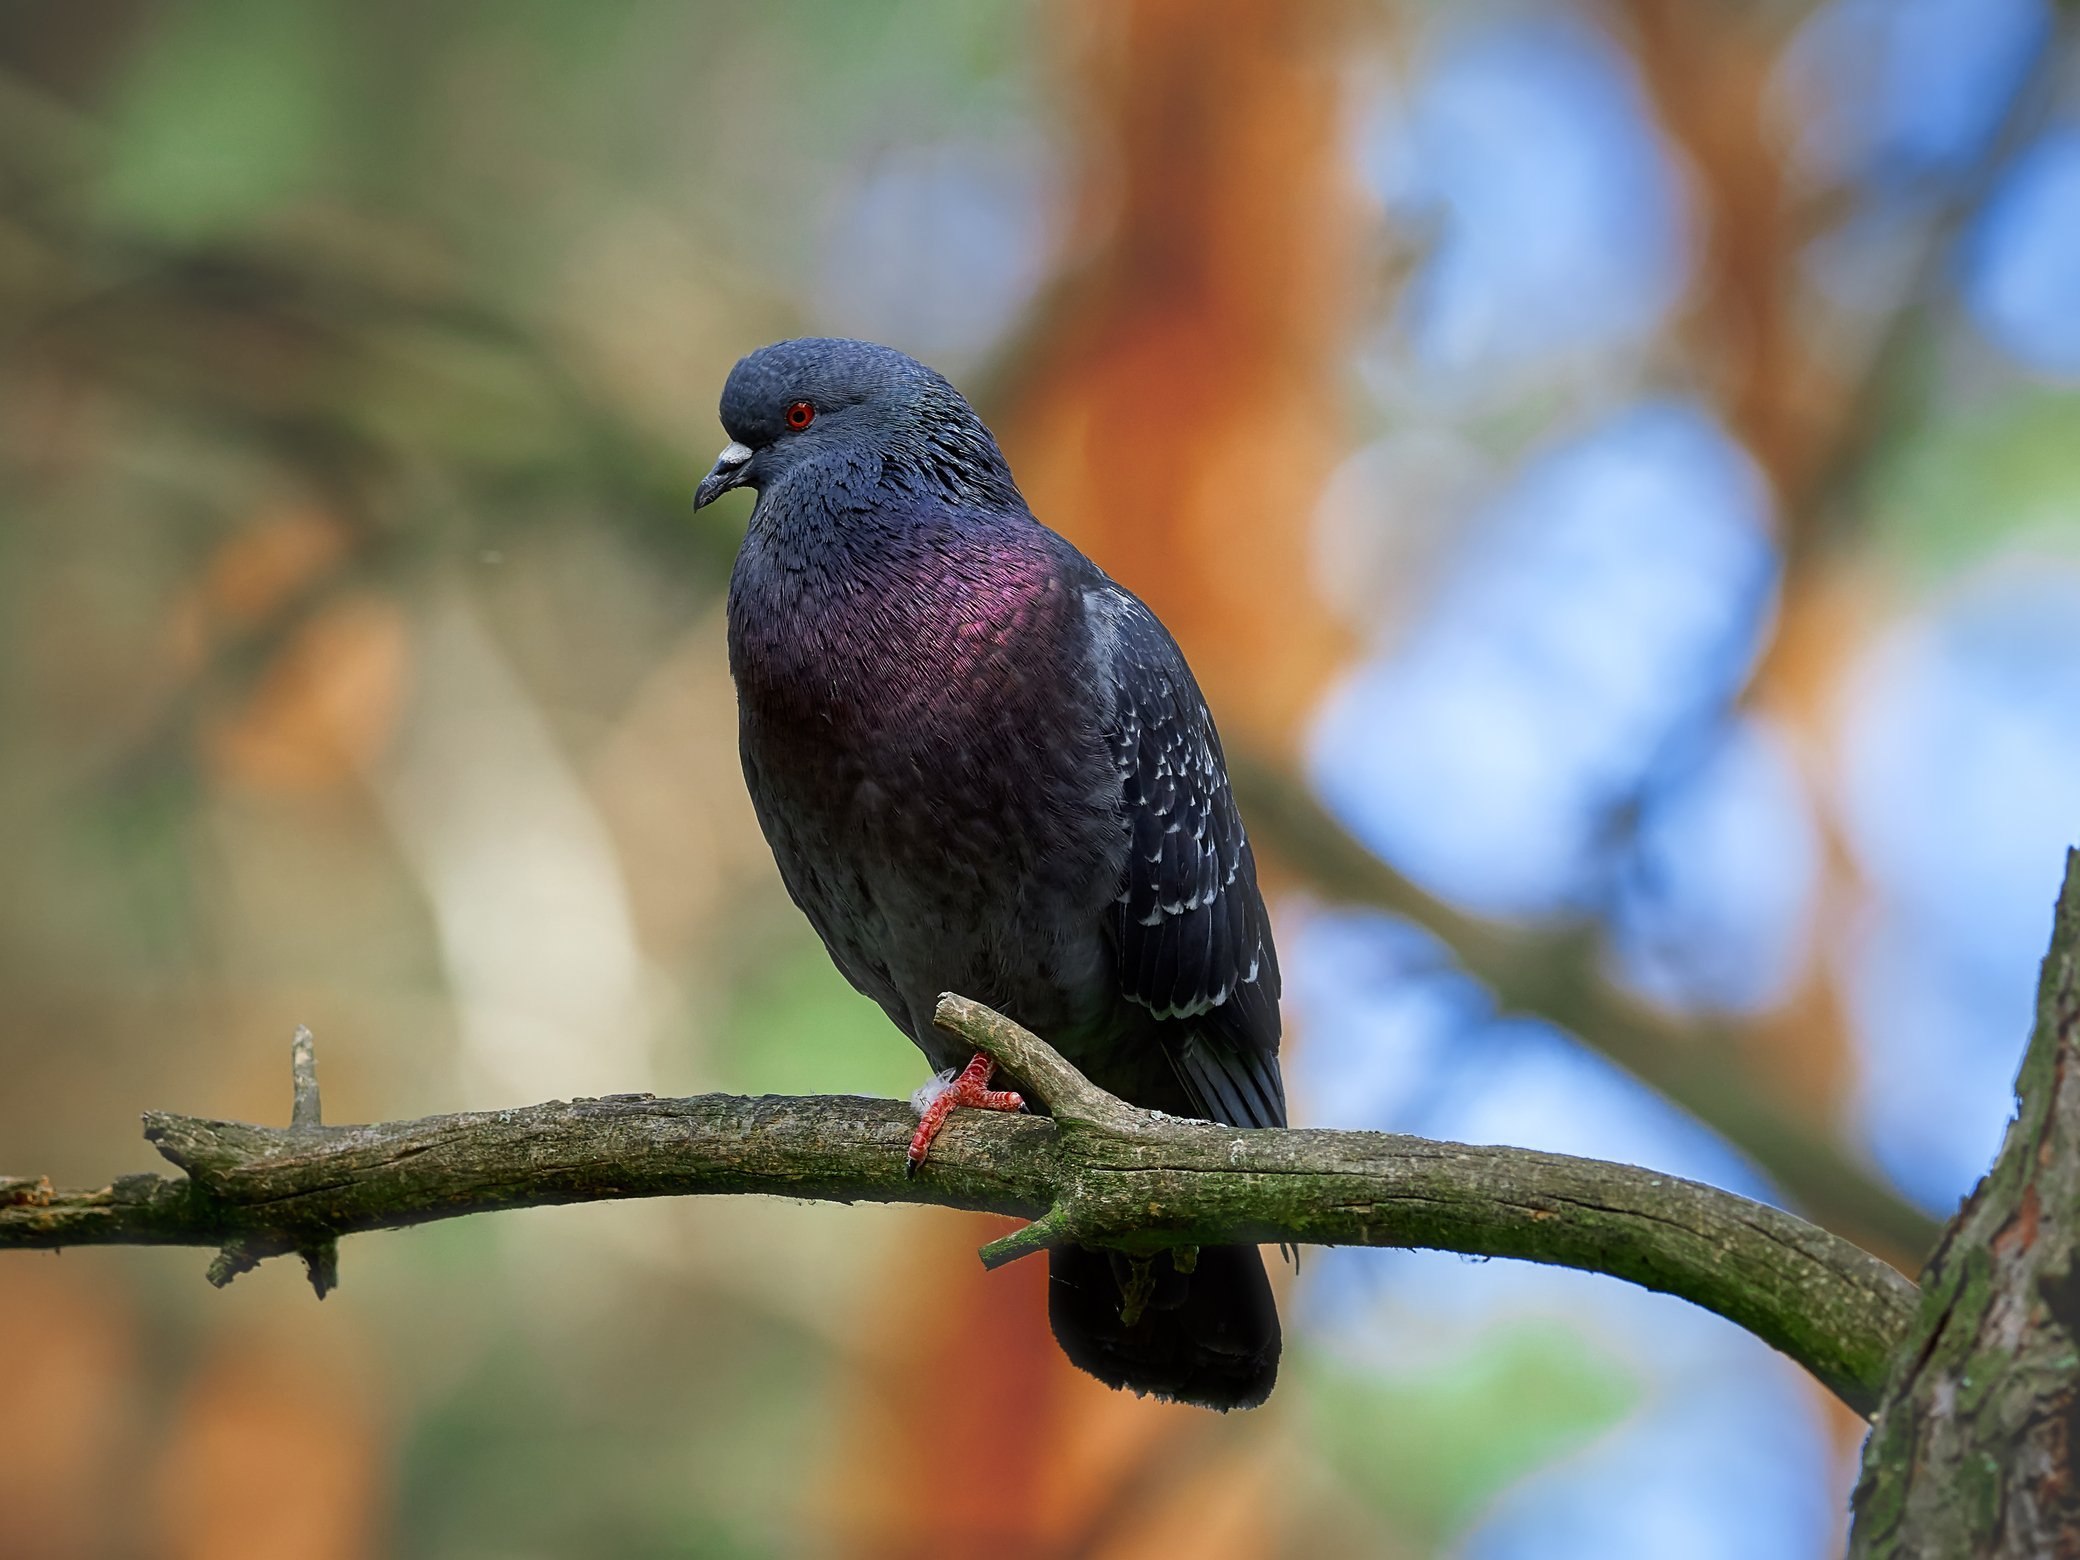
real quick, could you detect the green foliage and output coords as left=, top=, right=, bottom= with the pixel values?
left=719, top=935, right=923, bottom=1099
left=1873, top=389, right=2080, bottom=577
left=395, top=1307, right=818, bottom=1559
left=99, top=0, right=353, bottom=238
left=1301, top=1322, right=1638, bottom=1546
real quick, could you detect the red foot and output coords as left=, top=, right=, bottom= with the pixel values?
left=906, top=1052, right=1024, bottom=1175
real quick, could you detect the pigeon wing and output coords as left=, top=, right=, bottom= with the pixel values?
left=1094, top=585, right=1285, bottom=1130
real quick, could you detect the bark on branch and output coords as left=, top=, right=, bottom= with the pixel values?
left=1231, top=753, right=1941, bottom=1265
left=1, top=995, right=1914, bottom=1417
left=1849, top=850, right=2080, bottom=1555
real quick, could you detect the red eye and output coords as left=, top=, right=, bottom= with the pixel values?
left=785, top=400, right=815, bottom=431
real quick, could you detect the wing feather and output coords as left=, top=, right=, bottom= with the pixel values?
left=1090, top=584, right=1284, bottom=1130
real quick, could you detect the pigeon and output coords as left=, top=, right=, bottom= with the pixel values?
left=698, top=337, right=1284, bottom=1410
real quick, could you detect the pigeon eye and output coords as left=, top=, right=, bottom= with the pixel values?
left=785, top=400, right=815, bottom=431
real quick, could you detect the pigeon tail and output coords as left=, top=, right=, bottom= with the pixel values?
left=1047, top=1242, right=1279, bottom=1411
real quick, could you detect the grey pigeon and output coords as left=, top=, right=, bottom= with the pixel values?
left=698, top=338, right=1284, bottom=1410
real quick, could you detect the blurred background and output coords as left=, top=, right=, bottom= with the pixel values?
left=3, top=0, right=2078, bottom=1554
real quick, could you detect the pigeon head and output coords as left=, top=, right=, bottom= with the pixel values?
left=693, top=338, right=1020, bottom=512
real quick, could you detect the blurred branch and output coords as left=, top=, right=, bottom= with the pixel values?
left=1849, top=851, right=2080, bottom=1553
left=1228, top=751, right=1942, bottom=1265
left=1, top=998, right=1914, bottom=1418
left=1618, top=0, right=2075, bottom=563
left=1530, top=2, right=2076, bottom=1279
left=1777, top=9, right=2075, bottom=574
left=1355, top=2, right=2075, bottom=1281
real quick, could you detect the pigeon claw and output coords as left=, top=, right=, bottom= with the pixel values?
left=906, top=1051, right=1024, bottom=1175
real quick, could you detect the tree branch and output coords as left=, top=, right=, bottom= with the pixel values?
left=1229, top=752, right=1942, bottom=1265
left=2, top=997, right=1913, bottom=1416
left=27, top=187, right=1938, bottom=1276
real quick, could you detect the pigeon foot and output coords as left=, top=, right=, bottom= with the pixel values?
left=905, top=1052, right=1023, bottom=1175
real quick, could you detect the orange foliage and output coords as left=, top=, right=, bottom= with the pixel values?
left=175, top=507, right=354, bottom=645
left=200, top=594, right=408, bottom=793
left=1003, top=0, right=1364, bottom=752
left=149, top=1325, right=385, bottom=1560
left=1619, top=1, right=1842, bottom=519
left=169, top=506, right=409, bottom=793
left=820, top=1214, right=1278, bottom=1559
left=0, top=1265, right=136, bottom=1559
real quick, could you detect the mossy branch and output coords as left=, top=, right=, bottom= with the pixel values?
left=1, top=996, right=1914, bottom=1417
left=1849, top=849, right=2080, bottom=1555
left=1230, top=753, right=1941, bottom=1266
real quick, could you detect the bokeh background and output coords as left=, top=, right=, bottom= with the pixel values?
left=4, top=0, right=2079, bottom=1555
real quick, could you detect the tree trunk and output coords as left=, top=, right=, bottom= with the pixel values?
left=1850, top=849, right=2080, bottom=1555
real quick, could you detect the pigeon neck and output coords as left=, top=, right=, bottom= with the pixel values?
left=727, top=506, right=1068, bottom=746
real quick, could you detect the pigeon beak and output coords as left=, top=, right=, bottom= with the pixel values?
left=693, top=441, right=755, bottom=510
